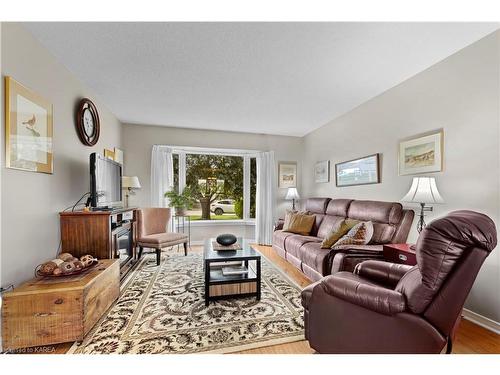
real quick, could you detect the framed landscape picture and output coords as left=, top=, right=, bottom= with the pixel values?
left=399, top=130, right=443, bottom=175
left=278, top=162, right=297, bottom=188
left=5, top=76, right=53, bottom=174
left=315, top=160, right=330, bottom=183
left=335, top=154, right=380, bottom=187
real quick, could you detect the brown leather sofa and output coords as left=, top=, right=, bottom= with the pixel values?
left=301, top=210, right=497, bottom=353
left=273, top=198, right=414, bottom=281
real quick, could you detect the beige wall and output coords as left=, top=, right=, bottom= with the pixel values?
left=122, top=124, right=303, bottom=241
left=302, top=31, right=500, bottom=322
left=0, top=23, right=123, bottom=287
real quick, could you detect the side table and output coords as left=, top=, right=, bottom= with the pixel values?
left=382, top=244, right=417, bottom=266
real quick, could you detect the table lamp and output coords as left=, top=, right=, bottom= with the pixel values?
left=401, top=176, right=444, bottom=233
left=285, top=187, right=300, bottom=210
left=122, top=176, right=141, bottom=208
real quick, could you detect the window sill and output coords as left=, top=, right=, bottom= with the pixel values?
left=189, top=219, right=256, bottom=227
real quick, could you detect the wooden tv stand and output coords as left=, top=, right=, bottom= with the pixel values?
left=59, top=207, right=138, bottom=280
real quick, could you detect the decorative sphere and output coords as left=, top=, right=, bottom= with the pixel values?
left=216, top=234, right=237, bottom=246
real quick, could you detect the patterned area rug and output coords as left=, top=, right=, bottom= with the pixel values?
left=69, top=252, right=305, bottom=354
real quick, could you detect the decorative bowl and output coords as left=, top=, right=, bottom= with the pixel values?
left=216, top=234, right=237, bottom=246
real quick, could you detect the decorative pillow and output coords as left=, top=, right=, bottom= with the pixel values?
left=282, top=211, right=316, bottom=236
left=332, top=221, right=374, bottom=248
left=283, top=209, right=308, bottom=229
left=320, top=219, right=359, bottom=248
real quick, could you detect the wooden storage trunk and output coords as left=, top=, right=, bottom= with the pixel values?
left=1, top=259, right=119, bottom=351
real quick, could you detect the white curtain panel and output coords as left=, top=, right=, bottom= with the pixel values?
left=256, top=151, right=276, bottom=245
left=151, top=145, right=174, bottom=207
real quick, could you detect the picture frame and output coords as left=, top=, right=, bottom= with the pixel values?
left=314, top=160, right=330, bottom=183
left=113, top=147, right=124, bottom=165
left=399, top=130, right=443, bottom=175
left=335, top=153, right=380, bottom=187
left=5, top=76, right=54, bottom=174
left=104, top=148, right=115, bottom=160
left=278, top=162, right=297, bottom=188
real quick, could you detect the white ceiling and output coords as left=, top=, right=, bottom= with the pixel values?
left=24, top=22, right=499, bottom=137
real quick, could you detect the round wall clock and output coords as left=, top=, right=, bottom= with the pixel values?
left=76, top=98, right=100, bottom=146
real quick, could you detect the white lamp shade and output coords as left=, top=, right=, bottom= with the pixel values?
left=401, top=177, right=444, bottom=204
left=122, top=176, right=141, bottom=189
left=285, top=187, right=300, bottom=200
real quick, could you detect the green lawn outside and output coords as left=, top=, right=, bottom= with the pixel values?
left=189, top=214, right=240, bottom=221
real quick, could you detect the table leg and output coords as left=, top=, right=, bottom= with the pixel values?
left=256, top=258, right=261, bottom=301
left=204, top=260, right=210, bottom=307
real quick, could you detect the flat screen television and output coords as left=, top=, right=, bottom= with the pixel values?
left=90, top=153, right=122, bottom=209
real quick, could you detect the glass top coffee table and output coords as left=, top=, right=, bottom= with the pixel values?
left=203, top=238, right=261, bottom=306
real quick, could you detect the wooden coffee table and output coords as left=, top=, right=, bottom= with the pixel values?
left=203, top=238, right=261, bottom=306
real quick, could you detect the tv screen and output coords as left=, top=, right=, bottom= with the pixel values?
left=90, top=153, right=122, bottom=209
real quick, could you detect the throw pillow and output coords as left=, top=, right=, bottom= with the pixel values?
left=282, top=211, right=316, bottom=236
left=320, top=219, right=359, bottom=248
left=332, top=221, right=374, bottom=248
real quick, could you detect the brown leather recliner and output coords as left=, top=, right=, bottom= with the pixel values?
left=301, top=210, right=497, bottom=353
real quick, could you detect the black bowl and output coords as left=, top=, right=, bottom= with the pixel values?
left=216, top=234, right=237, bottom=246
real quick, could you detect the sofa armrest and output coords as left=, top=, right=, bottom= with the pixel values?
left=274, top=218, right=285, bottom=231
left=331, top=251, right=384, bottom=274
left=331, top=244, right=383, bottom=253
left=354, top=260, right=413, bottom=289
left=321, top=273, right=406, bottom=315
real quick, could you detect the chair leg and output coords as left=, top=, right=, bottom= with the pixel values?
left=156, top=248, right=161, bottom=266
left=138, top=246, right=143, bottom=260
left=183, top=242, right=188, bottom=256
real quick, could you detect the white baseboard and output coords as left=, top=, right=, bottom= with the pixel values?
left=462, top=308, right=500, bottom=335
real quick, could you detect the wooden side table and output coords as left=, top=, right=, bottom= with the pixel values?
left=382, top=244, right=417, bottom=266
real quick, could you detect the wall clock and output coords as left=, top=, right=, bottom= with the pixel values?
left=76, top=98, right=100, bottom=146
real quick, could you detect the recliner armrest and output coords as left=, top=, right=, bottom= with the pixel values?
left=355, top=260, right=413, bottom=288
left=321, top=273, right=406, bottom=315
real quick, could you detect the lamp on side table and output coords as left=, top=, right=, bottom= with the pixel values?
left=285, top=187, right=300, bottom=210
left=401, top=176, right=444, bottom=233
left=122, top=176, right=141, bottom=208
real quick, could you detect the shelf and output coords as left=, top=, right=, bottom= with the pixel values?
left=209, top=267, right=257, bottom=285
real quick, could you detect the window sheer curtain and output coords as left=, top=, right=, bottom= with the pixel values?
left=256, top=151, right=276, bottom=245
left=151, top=145, right=174, bottom=207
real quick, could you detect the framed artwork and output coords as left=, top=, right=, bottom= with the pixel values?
left=336, top=153, right=380, bottom=187
left=278, top=162, right=297, bottom=188
left=315, top=160, right=330, bottom=183
left=5, top=76, right=53, bottom=174
left=114, top=147, right=124, bottom=165
left=104, top=148, right=115, bottom=160
left=399, top=130, right=443, bottom=175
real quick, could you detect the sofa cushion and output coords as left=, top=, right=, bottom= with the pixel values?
left=299, top=242, right=334, bottom=276
left=273, top=230, right=294, bottom=249
left=326, top=199, right=353, bottom=216
left=283, top=211, right=316, bottom=235
left=285, top=235, right=322, bottom=258
left=305, top=198, right=331, bottom=214
left=347, top=200, right=403, bottom=225
left=371, top=223, right=397, bottom=244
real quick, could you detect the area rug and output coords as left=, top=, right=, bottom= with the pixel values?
left=69, top=252, right=305, bottom=354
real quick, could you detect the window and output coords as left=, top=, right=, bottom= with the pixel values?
left=171, top=148, right=257, bottom=221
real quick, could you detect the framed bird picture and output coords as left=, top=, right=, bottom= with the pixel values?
left=5, top=76, right=54, bottom=174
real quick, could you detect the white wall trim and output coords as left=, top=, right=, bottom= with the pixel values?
left=190, top=219, right=256, bottom=227
left=462, top=308, right=500, bottom=335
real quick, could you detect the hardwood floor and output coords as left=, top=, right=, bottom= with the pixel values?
left=20, top=244, right=499, bottom=354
